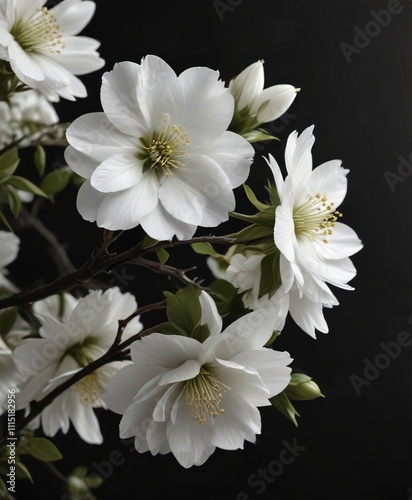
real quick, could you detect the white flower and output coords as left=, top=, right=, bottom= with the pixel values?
left=229, top=60, right=298, bottom=132
left=14, top=287, right=143, bottom=444
left=0, top=230, right=19, bottom=290
left=0, top=0, right=105, bottom=101
left=266, top=125, right=363, bottom=337
left=225, top=252, right=337, bottom=337
left=64, top=54, right=255, bottom=241
left=0, top=89, right=58, bottom=148
left=33, top=292, right=79, bottom=322
left=103, top=291, right=292, bottom=468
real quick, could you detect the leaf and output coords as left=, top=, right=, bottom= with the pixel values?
left=191, top=242, right=221, bottom=258
left=156, top=248, right=169, bottom=265
left=164, top=286, right=202, bottom=337
left=7, top=176, right=48, bottom=198
left=141, top=235, right=159, bottom=249
left=19, top=437, right=63, bottom=462
left=0, top=148, right=19, bottom=176
left=258, top=251, right=281, bottom=299
left=209, top=279, right=247, bottom=318
left=40, top=167, right=72, bottom=196
left=229, top=223, right=273, bottom=244
left=5, top=186, right=22, bottom=218
left=15, top=461, right=33, bottom=482
left=34, top=145, right=46, bottom=177
left=0, top=211, right=12, bottom=231
left=0, top=308, right=17, bottom=337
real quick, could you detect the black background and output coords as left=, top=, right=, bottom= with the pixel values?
left=11, top=0, right=412, bottom=499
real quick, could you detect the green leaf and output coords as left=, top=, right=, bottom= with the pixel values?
left=15, top=461, right=33, bottom=482
left=243, top=184, right=270, bottom=211
left=7, top=176, right=47, bottom=198
left=39, top=167, right=72, bottom=196
left=5, top=186, right=22, bottom=218
left=141, top=235, right=159, bottom=249
left=19, top=437, right=63, bottom=462
left=191, top=242, right=221, bottom=258
left=0, top=148, right=19, bottom=176
left=258, top=251, right=281, bottom=299
left=156, top=248, right=169, bottom=265
left=34, top=145, right=46, bottom=177
left=229, top=223, right=273, bottom=244
left=209, top=279, right=247, bottom=318
left=0, top=211, right=12, bottom=231
left=0, top=308, right=17, bottom=337
left=164, top=286, right=202, bottom=337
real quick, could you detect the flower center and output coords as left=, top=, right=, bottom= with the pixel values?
left=293, top=193, right=343, bottom=244
left=73, top=372, right=102, bottom=406
left=140, top=115, right=190, bottom=175
left=184, top=368, right=229, bottom=425
left=11, top=7, right=64, bottom=54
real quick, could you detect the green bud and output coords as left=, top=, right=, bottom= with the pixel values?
left=285, top=373, right=325, bottom=401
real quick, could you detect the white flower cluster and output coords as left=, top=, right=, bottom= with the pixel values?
left=0, top=0, right=363, bottom=475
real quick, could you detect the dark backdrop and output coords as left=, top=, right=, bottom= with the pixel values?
left=13, top=0, right=412, bottom=499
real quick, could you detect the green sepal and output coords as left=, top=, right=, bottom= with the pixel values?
left=228, top=223, right=274, bottom=244
left=19, top=437, right=63, bottom=462
left=40, top=167, right=72, bottom=196
left=258, top=251, right=281, bottom=299
left=0, top=148, right=19, bottom=176
left=270, top=391, right=300, bottom=427
left=242, top=128, right=279, bottom=143
left=243, top=184, right=270, bottom=211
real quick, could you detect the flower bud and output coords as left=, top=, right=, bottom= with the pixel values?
left=285, top=373, right=324, bottom=401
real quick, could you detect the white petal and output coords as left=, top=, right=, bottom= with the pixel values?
left=285, top=126, right=315, bottom=186
left=159, top=155, right=234, bottom=226
left=9, top=41, right=44, bottom=81
left=52, top=0, right=96, bottom=36
left=320, top=222, right=363, bottom=259
left=264, top=154, right=285, bottom=200
left=307, top=160, right=348, bottom=208
left=210, top=390, right=261, bottom=449
left=229, top=60, right=264, bottom=111
left=52, top=45, right=104, bottom=76
left=146, top=420, right=170, bottom=455
left=168, top=392, right=215, bottom=468
left=0, top=231, right=19, bottom=268
left=101, top=61, right=150, bottom=136
left=231, top=349, right=292, bottom=397
left=64, top=145, right=99, bottom=179
left=206, top=131, right=254, bottom=188
left=253, top=84, right=297, bottom=124
left=199, top=291, right=222, bottom=337
left=274, top=203, right=295, bottom=262
left=289, top=290, right=329, bottom=337
left=76, top=179, right=107, bottom=223
left=140, top=203, right=196, bottom=242
left=66, top=112, right=138, bottom=162
left=165, top=66, right=234, bottom=145
left=130, top=333, right=202, bottom=368
left=96, top=173, right=159, bottom=230
left=159, top=359, right=201, bottom=385
left=68, top=396, right=103, bottom=444
left=91, top=154, right=143, bottom=192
